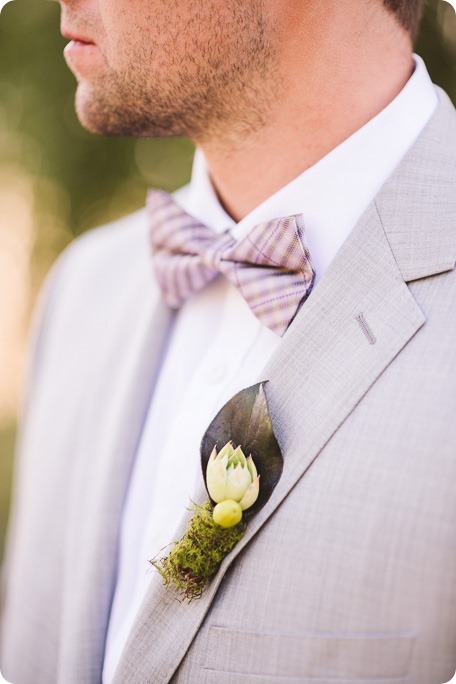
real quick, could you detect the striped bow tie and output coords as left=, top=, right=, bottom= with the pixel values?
left=147, top=189, right=316, bottom=337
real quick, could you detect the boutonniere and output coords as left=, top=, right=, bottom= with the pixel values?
left=150, top=381, right=283, bottom=601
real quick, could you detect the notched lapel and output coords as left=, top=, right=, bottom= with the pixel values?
left=376, top=87, right=456, bottom=282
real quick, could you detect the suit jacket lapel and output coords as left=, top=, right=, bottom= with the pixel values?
left=114, top=90, right=456, bottom=684
left=57, top=297, right=174, bottom=683
left=375, top=88, right=456, bottom=283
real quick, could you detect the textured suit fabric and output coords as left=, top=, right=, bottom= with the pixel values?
left=1, top=88, right=456, bottom=684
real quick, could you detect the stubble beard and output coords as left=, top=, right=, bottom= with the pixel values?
left=74, top=2, right=280, bottom=146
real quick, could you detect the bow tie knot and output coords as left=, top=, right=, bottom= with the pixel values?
left=148, top=189, right=316, bottom=336
left=198, top=232, right=236, bottom=270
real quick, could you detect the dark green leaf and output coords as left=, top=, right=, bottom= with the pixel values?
left=200, top=382, right=283, bottom=518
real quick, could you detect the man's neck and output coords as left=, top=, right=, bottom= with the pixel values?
left=198, top=3, right=414, bottom=222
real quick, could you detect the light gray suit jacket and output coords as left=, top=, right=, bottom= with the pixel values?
left=1, top=88, right=456, bottom=684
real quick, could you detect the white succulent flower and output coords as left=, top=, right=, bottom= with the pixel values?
left=206, top=441, right=260, bottom=527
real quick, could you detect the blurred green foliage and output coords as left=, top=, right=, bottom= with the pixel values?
left=416, top=1, right=456, bottom=98
left=0, top=0, right=455, bottom=560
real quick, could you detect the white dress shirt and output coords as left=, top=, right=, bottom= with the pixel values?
left=102, top=54, right=438, bottom=682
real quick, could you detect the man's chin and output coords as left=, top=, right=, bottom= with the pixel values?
left=73, top=88, right=185, bottom=139
left=74, top=85, right=125, bottom=136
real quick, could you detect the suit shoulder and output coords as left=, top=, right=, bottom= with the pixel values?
left=57, top=207, right=150, bottom=281
left=28, top=207, right=156, bottom=370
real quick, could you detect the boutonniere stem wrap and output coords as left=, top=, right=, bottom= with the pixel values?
left=150, top=381, right=283, bottom=601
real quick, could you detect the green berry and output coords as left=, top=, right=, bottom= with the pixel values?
left=213, top=500, right=243, bottom=528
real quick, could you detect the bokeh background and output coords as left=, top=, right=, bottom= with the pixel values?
left=0, top=0, right=455, bottom=560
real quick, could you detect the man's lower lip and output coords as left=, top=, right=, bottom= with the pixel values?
left=65, top=39, right=96, bottom=53
left=64, top=40, right=100, bottom=70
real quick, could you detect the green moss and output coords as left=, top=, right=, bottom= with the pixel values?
left=150, top=500, right=246, bottom=601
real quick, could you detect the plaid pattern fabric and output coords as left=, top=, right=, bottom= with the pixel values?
left=147, top=189, right=316, bottom=336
